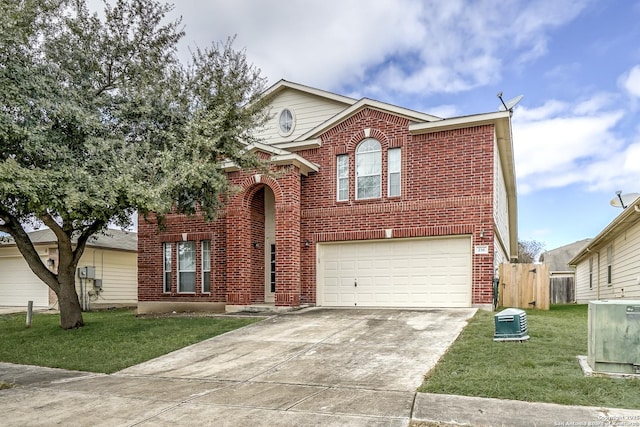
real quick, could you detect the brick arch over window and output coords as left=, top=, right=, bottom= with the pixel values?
left=238, top=174, right=283, bottom=208
left=346, top=128, right=389, bottom=152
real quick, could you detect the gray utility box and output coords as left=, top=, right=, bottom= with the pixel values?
left=494, top=308, right=530, bottom=342
left=588, top=300, right=640, bottom=374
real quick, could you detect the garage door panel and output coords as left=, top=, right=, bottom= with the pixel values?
left=319, top=237, right=471, bottom=308
left=0, top=256, right=50, bottom=307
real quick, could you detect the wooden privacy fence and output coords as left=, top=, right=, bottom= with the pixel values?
left=549, top=274, right=575, bottom=304
left=498, top=263, right=550, bottom=310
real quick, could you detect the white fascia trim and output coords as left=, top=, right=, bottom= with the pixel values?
left=222, top=153, right=319, bottom=176
left=262, top=79, right=357, bottom=106
left=272, top=138, right=322, bottom=152
left=298, top=98, right=442, bottom=141
left=245, top=141, right=289, bottom=156
left=221, top=160, right=239, bottom=172
left=220, top=141, right=291, bottom=172
left=361, top=98, right=442, bottom=122
left=569, top=196, right=640, bottom=266
left=271, top=153, right=319, bottom=176
left=409, top=111, right=511, bottom=134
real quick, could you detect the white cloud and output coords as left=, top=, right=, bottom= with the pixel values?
left=620, top=65, right=640, bottom=98
left=515, top=62, right=640, bottom=195
left=425, top=104, right=459, bottom=119
left=512, top=95, right=636, bottom=194
left=110, top=0, right=590, bottom=98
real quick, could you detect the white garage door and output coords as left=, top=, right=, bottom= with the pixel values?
left=318, top=237, right=471, bottom=308
left=0, top=256, right=50, bottom=307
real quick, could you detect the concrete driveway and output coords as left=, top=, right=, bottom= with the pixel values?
left=1, top=308, right=474, bottom=426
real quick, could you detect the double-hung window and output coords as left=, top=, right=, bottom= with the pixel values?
left=356, top=139, right=381, bottom=199
left=163, top=242, right=171, bottom=293
left=337, top=154, right=349, bottom=201
left=177, top=241, right=196, bottom=293
left=388, top=148, right=401, bottom=197
left=202, top=240, right=211, bottom=293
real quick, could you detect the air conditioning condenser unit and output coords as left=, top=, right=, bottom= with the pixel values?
left=588, top=300, right=640, bottom=375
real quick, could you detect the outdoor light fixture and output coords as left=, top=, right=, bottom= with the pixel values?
left=252, top=242, right=260, bottom=249
left=47, top=258, right=55, bottom=268
left=479, top=230, right=484, bottom=238
left=304, top=240, right=311, bottom=247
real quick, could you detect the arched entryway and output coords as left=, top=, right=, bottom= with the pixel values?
left=225, top=169, right=302, bottom=309
left=248, top=185, right=276, bottom=303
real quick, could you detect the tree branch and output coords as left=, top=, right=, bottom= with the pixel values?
left=4, top=213, right=59, bottom=291
left=40, top=212, right=71, bottom=248
left=72, top=220, right=106, bottom=266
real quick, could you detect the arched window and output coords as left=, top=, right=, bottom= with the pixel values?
left=356, top=138, right=381, bottom=199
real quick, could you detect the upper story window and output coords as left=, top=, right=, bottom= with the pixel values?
left=337, top=154, right=349, bottom=201
left=356, top=138, right=381, bottom=199
left=388, top=148, right=401, bottom=197
left=278, top=108, right=295, bottom=136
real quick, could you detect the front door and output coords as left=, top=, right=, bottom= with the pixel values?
left=264, top=187, right=276, bottom=302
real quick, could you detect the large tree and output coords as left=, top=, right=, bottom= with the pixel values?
left=517, top=239, right=545, bottom=263
left=0, top=0, right=268, bottom=329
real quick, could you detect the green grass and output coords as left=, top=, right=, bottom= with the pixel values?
left=420, top=305, right=640, bottom=409
left=0, top=309, right=260, bottom=374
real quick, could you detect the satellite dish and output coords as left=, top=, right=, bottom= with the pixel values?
left=610, top=191, right=640, bottom=208
left=498, top=94, right=524, bottom=112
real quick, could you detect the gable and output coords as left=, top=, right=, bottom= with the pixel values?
left=570, top=198, right=640, bottom=266
left=254, top=86, right=355, bottom=146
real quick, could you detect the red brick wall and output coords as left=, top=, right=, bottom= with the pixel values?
left=297, top=108, right=495, bottom=305
left=138, top=107, right=497, bottom=307
left=138, top=211, right=226, bottom=303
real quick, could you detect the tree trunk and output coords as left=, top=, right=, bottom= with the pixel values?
left=57, top=273, right=84, bottom=329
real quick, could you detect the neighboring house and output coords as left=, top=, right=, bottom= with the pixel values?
left=540, top=239, right=591, bottom=303
left=138, top=80, right=518, bottom=313
left=570, top=199, right=640, bottom=303
left=0, top=229, right=137, bottom=309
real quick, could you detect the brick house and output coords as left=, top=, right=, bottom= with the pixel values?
left=137, top=80, right=518, bottom=313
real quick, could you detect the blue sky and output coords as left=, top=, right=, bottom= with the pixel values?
left=90, top=0, right=640, bottom=251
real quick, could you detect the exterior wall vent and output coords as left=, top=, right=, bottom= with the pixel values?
left=493, top=308, right=529, bottom=342
left=588, top=300, right=640, bottom=375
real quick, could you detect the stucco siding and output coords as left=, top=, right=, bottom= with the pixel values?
left=254, top=89, right=349, bottom=145
left=493, top=136, right=510, bottom=257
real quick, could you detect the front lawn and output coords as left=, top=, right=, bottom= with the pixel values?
left=0, top=309, right=260, bottom=374
left=420, top=304, right=640, bottom=409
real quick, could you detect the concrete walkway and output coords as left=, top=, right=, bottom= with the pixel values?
left=1, top=308, right=639, bottom=426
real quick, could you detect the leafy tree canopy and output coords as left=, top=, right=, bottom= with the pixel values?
left=0, top=0, right=269, bottom=328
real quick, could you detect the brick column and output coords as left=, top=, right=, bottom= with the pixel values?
left=275, top=167, right=301, bottom=307
left=225, top=205, right=252, bottom=305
